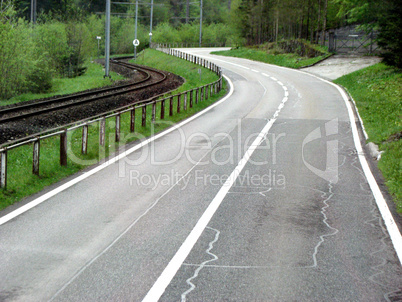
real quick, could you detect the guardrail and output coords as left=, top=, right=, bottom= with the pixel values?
left=0, top=47, right=223, bottom=189
left=151, top=42, right=232, bottom=49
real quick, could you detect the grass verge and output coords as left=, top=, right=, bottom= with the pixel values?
left=211, top=47, right=330, bottom=69
left=0, top=49, right=227, bottom=211
left=0, top=61, right=125, bottom=106
left=334, top=63, right=401, bottom=213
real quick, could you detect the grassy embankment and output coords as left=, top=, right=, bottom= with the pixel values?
left=335, top=64, right=401, bottom=213
left=212, top=41, right=330, bottom=68
left=0, top=49, right=227, bottom=210
left=0, top=62, right=125, bottom=106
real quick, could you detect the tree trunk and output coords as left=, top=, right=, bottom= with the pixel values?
left=275, top=9, right=279, bottom=42
left=306, top=0, right=311, bottom=40
left=315, top=0, right=322, bottom=44
left=320, top=0, right=328, bottom=45
left=186, top=0, right=190, bottom=24
left=299, top=10, right=304, bottom=39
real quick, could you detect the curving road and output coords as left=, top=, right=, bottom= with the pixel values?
left=0, top=48, right=401, bottom=301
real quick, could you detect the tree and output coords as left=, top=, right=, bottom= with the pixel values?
left=336, top=0, right=401, bottom=68
left=377, top=0, right=402, bottom=67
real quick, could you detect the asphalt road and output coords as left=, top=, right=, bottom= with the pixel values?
left=0, top=48, right=401, bottom=301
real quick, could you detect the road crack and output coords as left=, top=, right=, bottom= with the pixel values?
left=181, top=227, right=220, bottom=302
left=310, top=182, right=339, bottom=268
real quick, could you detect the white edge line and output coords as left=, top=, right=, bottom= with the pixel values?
left=345, top=89, right=369, bottom=140
left=297, top=70, right=402, bottom=265
left=189, top=53, right=402, bottom=264
left=0, top=75, right=234, bottom=226
left=142, top=118, right=277, bottom=302
left=185, top=52, right=402, bottom=263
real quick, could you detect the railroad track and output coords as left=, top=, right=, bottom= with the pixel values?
left=0, top=58, right=167, bottom=124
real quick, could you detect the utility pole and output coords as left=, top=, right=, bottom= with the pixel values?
left=134, top=0, right=139, bottom=59
left=105, top=0, right=111, bottom=78
left=149, top=0, right=154, bottom=45
left=30, top=0, right=37, bottom=24
left=199, top=0, right=203, bottom=47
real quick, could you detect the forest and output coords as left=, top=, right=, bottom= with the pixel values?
left=0, top=0, right=401, bottom=99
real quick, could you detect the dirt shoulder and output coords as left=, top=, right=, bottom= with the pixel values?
left=302, top=55, right=382, bottom=80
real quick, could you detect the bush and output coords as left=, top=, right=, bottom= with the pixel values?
left=27, top=62, right=53, bottom=93
left=152, top=22, right=240, bottom=47
left=0, top=19, right=35, bottom=99
left=34, top=22, right=69, bottom=76
left=153, top=22, right=182, bottom=44
left=63, top=22, right=91, bottom=77
left=113, top=19, right=148, bottom=54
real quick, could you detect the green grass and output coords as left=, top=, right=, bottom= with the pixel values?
left=135, top=49, right=219, bottom=90
left=0, top=61, right=125, bottom=106
left=334, top=63, right=402, bottom=213
left=0, top=49, right=227, bottom=211
left=211, top=47, right=330, bottom=69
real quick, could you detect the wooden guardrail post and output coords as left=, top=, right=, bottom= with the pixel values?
left=130, top=109, right=136, bottom=133
left=169, top=96, right=173, bottom=116
left=33, top=138, right=40, bottom=175
left=1, top=149, right=7, bottom=189
left=82, top=125, right=88, bottom=154
left=100, top=118, right=106, bottom=146
left=183, top=92, right=187, bottom=111
left=152, top=101, right=156, bottom=123
left=189, top=90, right=193, bottom=108
left=142, top=106, right=147, bottom=127
left=60, top=130, right=67, bottom=167
left=177, top=94, right=181, bottom=114
left=115, top=114, right=121, bottom=142
left=161, top=99, right=165, bottom=119
left=205, top=85, right=209, bottom=100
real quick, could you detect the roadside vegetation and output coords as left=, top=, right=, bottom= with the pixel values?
left=0, top=1, right=236, bottom=103
left=212, top=40, right=331, bottom=68
left=1, top=0, right=400, bottom=102
left=334, top=64, right=402, bottom=212
left=1, top=62, right=125, bottom=106
left=0, top=49, right=227, bottom=210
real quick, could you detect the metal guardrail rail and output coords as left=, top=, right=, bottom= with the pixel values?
left=0, top=47, right=223, bottom=189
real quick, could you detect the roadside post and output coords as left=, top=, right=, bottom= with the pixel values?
left=96, top=36, right=102, bottom=59
left=133, top=39, right=140, bottom=60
